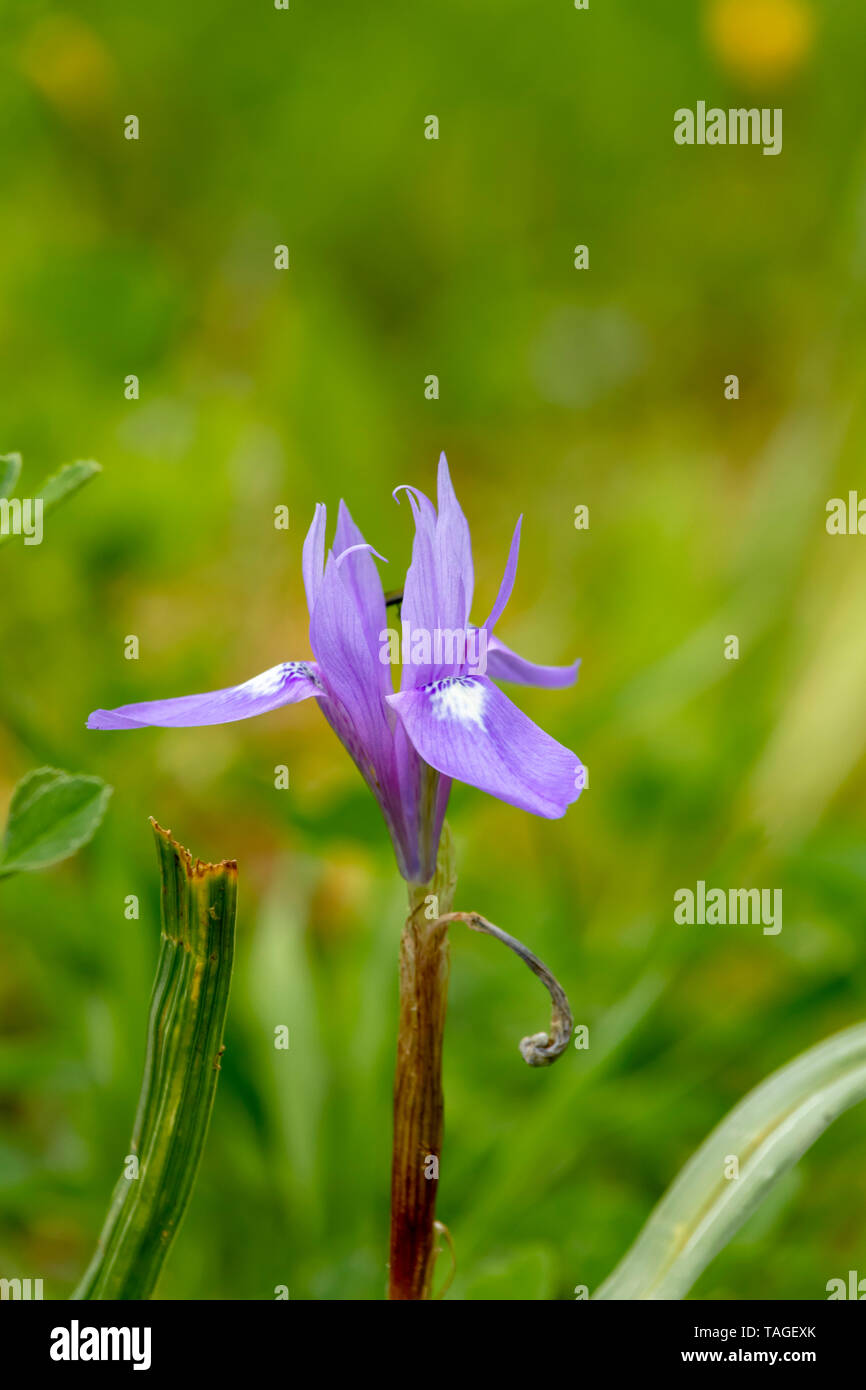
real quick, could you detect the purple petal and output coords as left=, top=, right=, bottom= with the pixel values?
left=435, top=451, right=474, bottom=628
left=332, top=500, right=390, bottom=693
left=310, top=551, right=401, bottom=791
left=484, top=635, right=581, bottom=689
left=483, top=515, right=522, bottom=633
left=388, top=675, right=583, bottom=818
left=396, top=454, right=477, bottom=688
left=391, top=719, right=451, bottom=884
left=87, top=662, right=322, bottom=730
left=396, top=480, right=440, bottom=688
left=311, top=552, right=422, bottom=877
left=302, top=504, right=327, bottom=615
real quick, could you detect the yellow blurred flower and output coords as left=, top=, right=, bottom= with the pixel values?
left=19, top=15, right=116, bottom=119
left=706, top=0, right=815, bottom=85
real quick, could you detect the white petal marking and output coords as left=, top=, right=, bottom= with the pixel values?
left=429, top=676, right=485, bottom=729
left=242, top=662, right=312, bottom=697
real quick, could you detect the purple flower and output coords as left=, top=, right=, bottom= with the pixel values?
left=88, top=455, right=583, bottom=883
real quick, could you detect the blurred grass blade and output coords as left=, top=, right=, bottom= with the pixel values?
left=245, top=859, right=327, bottom=1241
left=0, top=768, right=112, bottom=877
left=0, top=452, right=22, bottom=498
left=73, top=820, right=237, bottom=1300
left=35, top=458, right=101, bottom=512
left=0, top=457, right=100, bottom=547
left=594, top=1021, right=866, bottom=1300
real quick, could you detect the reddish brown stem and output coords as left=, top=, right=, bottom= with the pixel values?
left=388, top=908, right=450, bottom=1299
left=388, top=831, right=456, bottom=1301
left=386, top=831, right=572, bottom=1298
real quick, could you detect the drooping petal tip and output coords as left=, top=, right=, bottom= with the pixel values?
left=334, top=541, right=388, bottom=569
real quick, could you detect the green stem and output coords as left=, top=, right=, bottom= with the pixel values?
left=73, top=819, right=237, bottom=1300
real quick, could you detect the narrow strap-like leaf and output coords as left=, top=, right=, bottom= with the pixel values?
left=594, top=1020, right=866, bottom=1300
left=73, top=820, right=237, bottom=1300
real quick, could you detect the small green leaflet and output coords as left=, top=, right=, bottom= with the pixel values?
left=0, top=767, right=112, bottom=876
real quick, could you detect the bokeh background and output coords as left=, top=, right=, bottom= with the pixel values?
left=2, top=0, right=866, bottom=1300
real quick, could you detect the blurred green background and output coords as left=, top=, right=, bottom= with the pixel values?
left=2, top=0, right=866, bottom=1300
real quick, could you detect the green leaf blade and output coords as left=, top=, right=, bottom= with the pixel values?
left=73, top=820, right=237, bottom=1300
